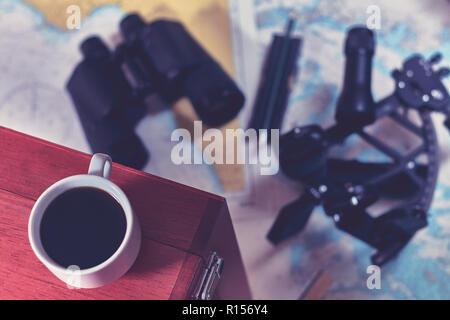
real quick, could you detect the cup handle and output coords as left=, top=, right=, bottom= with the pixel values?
left=88, top=153, right=112, bottom=180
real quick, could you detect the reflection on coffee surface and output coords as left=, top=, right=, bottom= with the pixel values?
left=40, top=187, right=127, bottom=269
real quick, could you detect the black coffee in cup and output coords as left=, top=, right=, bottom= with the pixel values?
left=40, top=187, right=127, bottom=270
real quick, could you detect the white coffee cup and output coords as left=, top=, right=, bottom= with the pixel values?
left=28, top=153, right=141, bottom=289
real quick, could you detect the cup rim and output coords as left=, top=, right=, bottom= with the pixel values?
left=28, top=174, right=134, bottom=276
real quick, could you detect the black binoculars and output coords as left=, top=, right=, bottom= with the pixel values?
left=67, top=14, right=245, bottom=169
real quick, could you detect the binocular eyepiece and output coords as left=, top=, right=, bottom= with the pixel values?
left=67, top=14, right=245, bottom=169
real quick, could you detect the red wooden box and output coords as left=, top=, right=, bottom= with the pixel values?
left=0, top=127, right=251, bottom=300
